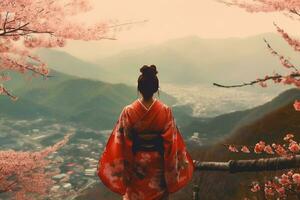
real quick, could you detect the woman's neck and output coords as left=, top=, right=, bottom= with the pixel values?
left=140, top=97, right=155, bottom=109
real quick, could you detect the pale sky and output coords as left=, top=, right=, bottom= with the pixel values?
left=59, top=0, right=299, bottom=61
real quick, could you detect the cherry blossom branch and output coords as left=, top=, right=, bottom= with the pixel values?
left=213, top=73, right=300, bottom=88
left=0, top=86, right=18, bottom=101
left=274, top=23, right=300, bottom=52
left=263, top=38, right=299, bottom=72
left=216, top=0, right=300, bottom=14
left=213, top=37, right=300, bottom=89
left=1, top=21, right=55, bottom=36
left=10, top=59, right=52, bottom=78
left=213, top=1, right=300, bottom=199
left=0, top=179, right=18, bottom=193
left=107, top=19, right=148, bottom=29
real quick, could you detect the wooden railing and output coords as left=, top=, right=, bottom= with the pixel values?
left=192, top=155, right=300, bottom=200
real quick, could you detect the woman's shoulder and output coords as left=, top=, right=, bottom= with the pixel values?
left=121, top=100, right=139, bottom=114
left=156, top=99, right=170, bottom=110
left=152, top=99, right=173, bottom=116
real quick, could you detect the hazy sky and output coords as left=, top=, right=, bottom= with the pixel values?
left=59, top=0, right=299, bottom=61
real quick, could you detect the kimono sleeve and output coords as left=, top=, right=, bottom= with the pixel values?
left=97, top=107, right=130, bottom=195
left=161, top=107, right=195, bottom=193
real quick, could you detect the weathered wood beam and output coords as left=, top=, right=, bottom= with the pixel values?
left=193, top=155, right=300, bottom=173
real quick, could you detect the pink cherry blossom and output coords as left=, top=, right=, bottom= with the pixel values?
left=275, top=186, right=286, bottom=197
left=288, top=141, right=300, bottom=153
left=274, top=24, right=300, bottom=52
left=228, top=145, right=239, bottom=153
left=264, top=145, right=274, bottom=154
left=250, top=183, right=260, bottom=192
left=292, top=173, right=300, bottom=184
left=274, top=144, right=287, bottom=156
left=278, top=174, right=291, bottom=186
left=294, top=100, right=300, bottom=111
left=284, top=133, right=294, bottom=141
left=264, top=187, right=274, bottom=196
left=220, top=0, right=300, bottom=14
left=258, top=81, right=267, bottom=88
left=0, top=84, right=4, bottom=94
left=283, top=76, right=296, bottom=85
left=254, top=141, right=265, bottom=154
left=287, top=170, right=294, bottom=177
left=241, top=146, right=250, bottom=153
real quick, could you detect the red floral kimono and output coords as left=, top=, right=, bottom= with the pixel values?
left=98, top=99, right=195, bottom=200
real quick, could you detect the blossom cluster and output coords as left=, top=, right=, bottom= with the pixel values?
left=0, top=0, right=111, bottom=99
left=0, top=134, right=71, bottom=200
left=294, top=100, right=300, bottom=111
left=254, top=39, right=300, bottom=96
left=228, top=133, right=300, bottom=157
left=274, top=23, right=300, bottom=52
left=247, top=171, right=300, bottom=199
left=220, top=0, right=300, bottom=13
left=228, top=133, right=300, bottom=199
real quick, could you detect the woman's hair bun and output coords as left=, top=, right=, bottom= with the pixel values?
left=140, top=65, right=158, bottom=77
left=138, top=64, right=159, bottom=99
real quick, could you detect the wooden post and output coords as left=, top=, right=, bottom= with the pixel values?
left=192, top=183, right=200, bottom=200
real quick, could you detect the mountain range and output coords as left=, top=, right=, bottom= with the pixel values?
left=37, top=49, right=109, bottom=82
left=94, top=33, right=300, bottom=85
left=0, top=70, right=176, bottom=130
left=37, top=33, right=300, bottom=88
left=182, top=88, right=300, bottom=144
left=2, top=68, right=299, bottom=143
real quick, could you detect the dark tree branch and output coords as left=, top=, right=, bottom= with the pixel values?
left=290, top=9, right=300, bottom=17
left=3, top=12, right=9, bottom=33
left=213, top=73, right=300, bottom=88
left=193, top=155, right=300, bottom=173
left=0, top=179, right=18, bottom=194
left=13, top=28, right=53, bottom=35
left=1, top=86, right=17, bottom=100
left=0, top=21, right=55, bottom=37
left=6, top=17, right=21, bottom=25
left=5, top=180, right=17, bottom=191
left=0, top=22, right=30, bottom=35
